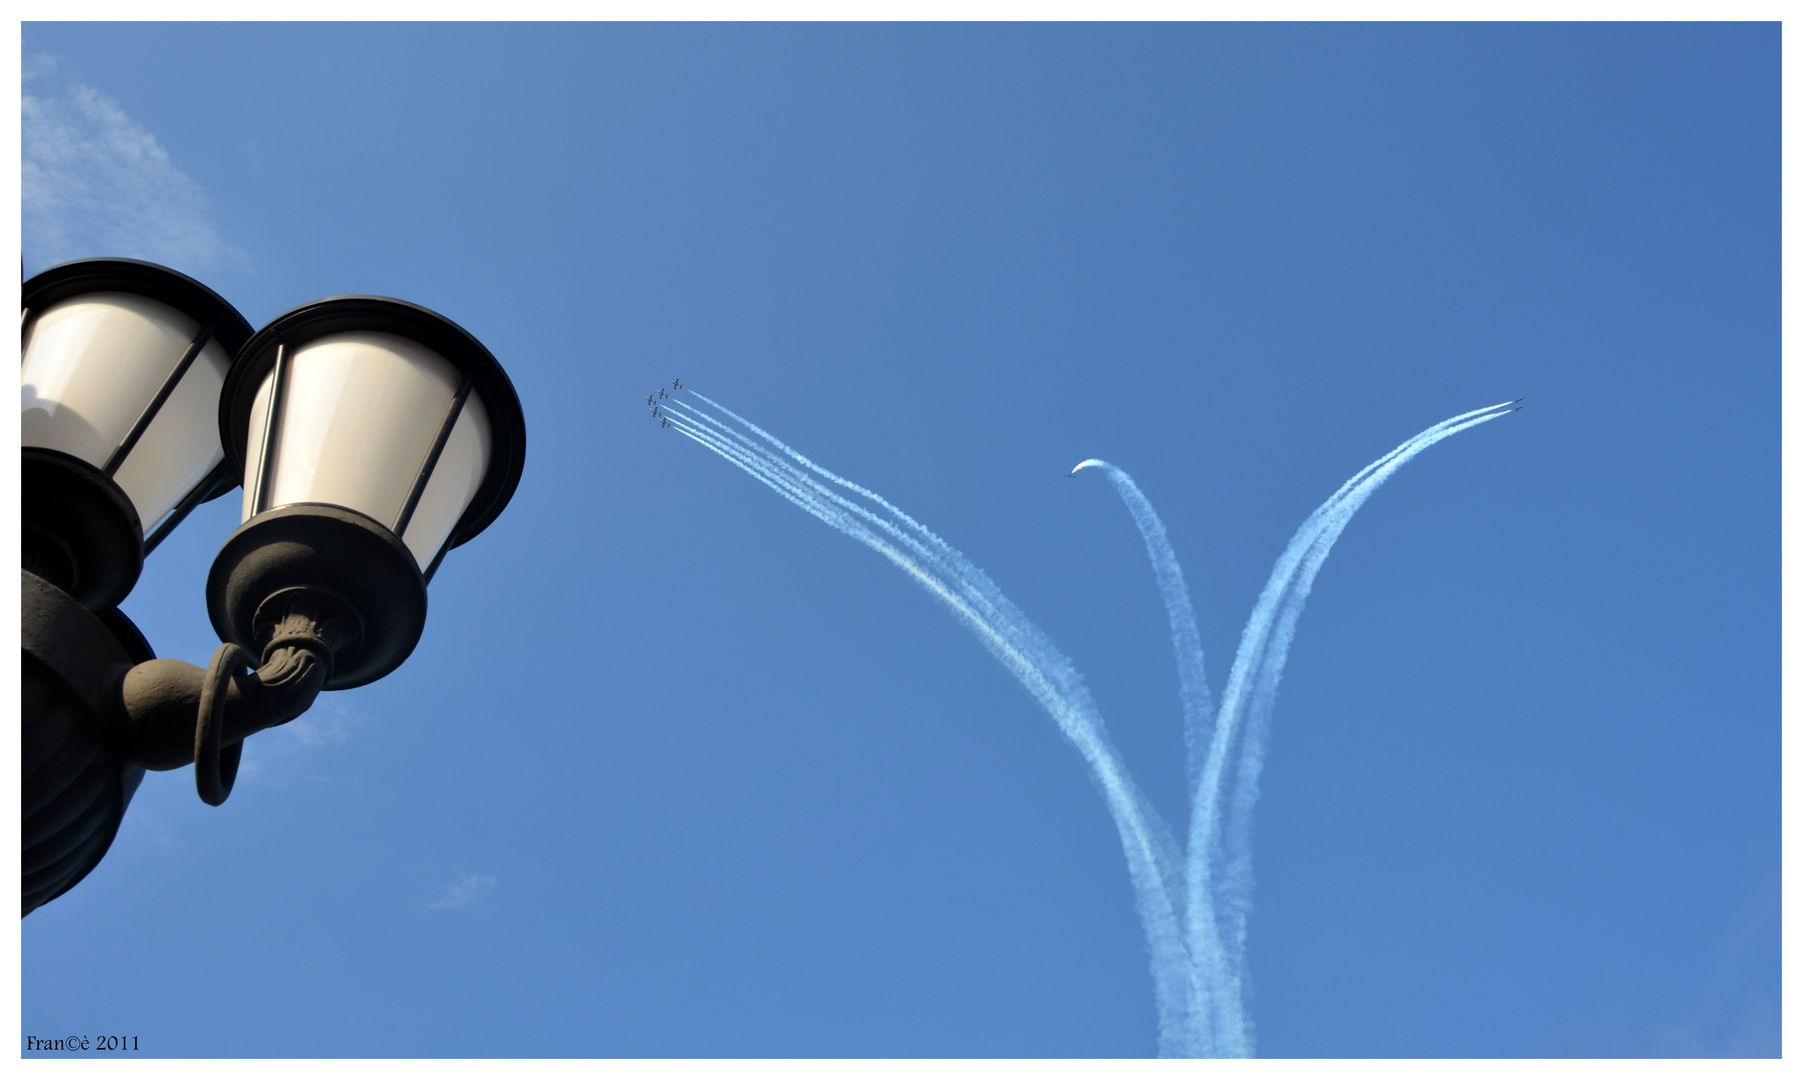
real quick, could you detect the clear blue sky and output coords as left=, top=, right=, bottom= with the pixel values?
left=21, top=23, right=1777, bottom=1058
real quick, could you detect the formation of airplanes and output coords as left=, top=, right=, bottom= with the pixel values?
left=647, top=378, right=683, bottom=428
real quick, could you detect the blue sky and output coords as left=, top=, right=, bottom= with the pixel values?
left=19, top=23, right=1778, bottom=1058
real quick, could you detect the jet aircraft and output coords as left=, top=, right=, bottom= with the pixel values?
left=671, top=377, right=684, bottom=389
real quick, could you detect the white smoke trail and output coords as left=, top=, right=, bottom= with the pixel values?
left=1068, top=458, right=1224, bottom=1045
left=1195, top=402, right=1517, bottom=1057
left=669, top=404, right=1003, bottom=627
left=663, top=389, right=1512, bottom=1057
left=668, top=405, right=1189, bottom=901
left=1067, top=461, right=1216, bottom=797
left=665, top=399, right=1201, bottom=1054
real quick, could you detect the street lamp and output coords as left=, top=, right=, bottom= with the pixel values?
left=210, top=295, right=527, bottom=692
left=21, top=261, right=527, bottom=915
left=22, top=259, right=252, bottom=609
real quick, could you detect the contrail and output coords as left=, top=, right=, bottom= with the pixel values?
left=668, top=402, right=1192, bottom=914
left=1066, top=461, right=1215, bottom=800
left=1073, top=403, right=1513, bottom=1056
left=663, top=395, right=1202, bottom=1054
left=1196, top=402, right=1515, bottom=1057
left=1067, top=458, right=1225, bottom=1043
left=659, top=384, right=1513, bottom=1056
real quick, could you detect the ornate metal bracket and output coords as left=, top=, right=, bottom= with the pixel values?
left=119, top=590, right=352, bottom=800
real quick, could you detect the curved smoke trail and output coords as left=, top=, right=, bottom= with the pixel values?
left=1067, top=461, right=1216, bottom=778
left=1068, top=458, right=1224, bottom=1049
left=1199, top=403, right=1515, bottom=1056
left=663, top=400, right=1200, bottom=1055
left=661, top=386, right=1513, bottom=1057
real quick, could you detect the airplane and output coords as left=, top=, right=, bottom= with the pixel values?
left=643, top=394, right=656, bottom=406
left=671, top=377, right=683, bottom=389
left=651, top=406, right=662, bottom=418
left=657, top=388, right=668, bottom=398
left=660, top=418, right=671, bottom=428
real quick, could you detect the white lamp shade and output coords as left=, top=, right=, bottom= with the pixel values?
left=240, top=331, right=494, bottom=571
left=21, top=291, right=233, bottom=534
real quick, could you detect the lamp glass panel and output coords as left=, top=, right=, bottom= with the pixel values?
left=241, top=331, right=493, bottom=570
left=21, top=292, right=231, bottom=532
left=398, top=392, right=491, bottom=568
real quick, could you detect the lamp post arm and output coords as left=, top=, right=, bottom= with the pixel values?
left=119, top=645, right=328, bottom=774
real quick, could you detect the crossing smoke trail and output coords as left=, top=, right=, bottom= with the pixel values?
left=660, top=397, right=1203, bottom=1055
left=1195, top=401, right=1516, bottom=1056
left=656, top=384, right=1513, bottom=1056
left=1066, top=457, right=1226, bottom=1047
left=1076, top=401, right=1517, bottom=1057
left=1066, top=461, right=1216, bottom=780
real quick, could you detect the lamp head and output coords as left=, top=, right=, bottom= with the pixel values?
left=21, top=259, right=252, bottom=609
left=208, top=296, right=526, bottom=688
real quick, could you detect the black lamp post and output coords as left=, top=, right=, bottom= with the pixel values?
left=21, top=259, right=526, bottom=915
